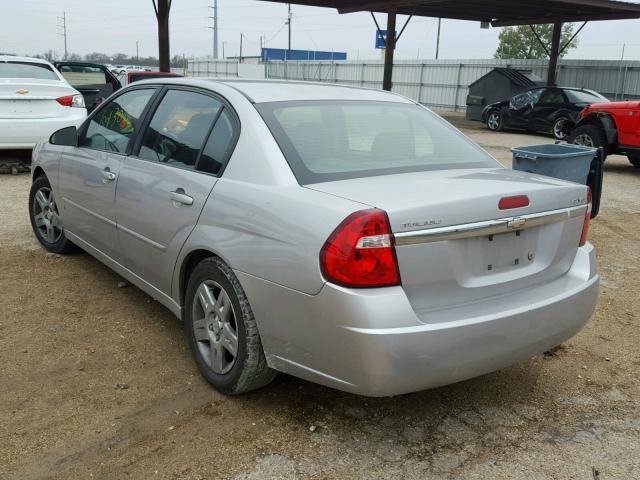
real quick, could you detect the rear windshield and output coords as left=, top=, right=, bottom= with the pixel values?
left=257, top=101, right=499, bottom=184
left=564, top=89, right=608, bottom=104
left=0, top=61, right=59, bottom=80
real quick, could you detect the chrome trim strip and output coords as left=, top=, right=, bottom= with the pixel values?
left=394, top=205, right=587, bottom=246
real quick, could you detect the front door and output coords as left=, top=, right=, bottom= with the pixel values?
left=55, top=62, right=122, bottom=111
left=58, top=87, right=157, bottom=257
left=115, top=88, right=237, bottom=294
left=530, top=88, right=567, bottom=133
left=505, top=89, right=543, bottom=130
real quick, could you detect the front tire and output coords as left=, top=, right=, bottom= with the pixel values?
left=28, top=175, right=76, bottom=254
left=184, top=257, right=276, bottom=395
left=628, top=154, right=640, bottom=168
left=568, top=124, right=608, bottom=156
left=486, top=110, right=503, bottom=132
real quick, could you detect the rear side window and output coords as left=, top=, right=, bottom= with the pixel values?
left=0, top=61, right=58, bottom=80
left=564, top=89, right=608, bottom=104
left=138, top=90, right=222, bottom=170
left=80, top=88, right=155, bottom=153
left=198, top=110, right=235, bottom=175
left=257, top=100, right=498, bottom=184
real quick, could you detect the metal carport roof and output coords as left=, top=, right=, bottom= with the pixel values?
left=258, top=0, right=640, bottom=89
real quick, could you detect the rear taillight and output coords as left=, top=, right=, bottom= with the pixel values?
left=579, top=187, right=592, bottom=247
left=320, top=209, right=400, bottom=288
left=499, top=195, right=530, bottom=210
left=56, top=94, right=85, bottom=108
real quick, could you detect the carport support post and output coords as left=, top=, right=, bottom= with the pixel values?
left=382, top=8, right=397, bottom=91
left=153, top=0, right=171, bottom=72
left=547, top=22, right=562, bottom=86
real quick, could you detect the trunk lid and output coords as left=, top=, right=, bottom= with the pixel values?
left=0, top=79, right=75, bottom=119
left=308, top=168, right=589, bottom=320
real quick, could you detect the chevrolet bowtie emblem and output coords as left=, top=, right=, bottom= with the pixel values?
left=507, top=217, right=526, bottom=229
left=15, top=89, right=29, bottom=94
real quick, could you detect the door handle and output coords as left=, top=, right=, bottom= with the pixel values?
left=170, top=189, right=194, bottom=206
left=101, top=168, right=116, bottom=182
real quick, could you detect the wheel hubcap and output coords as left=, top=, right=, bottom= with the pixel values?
left=488, top=113, right=499, bottom=130
left=192, top=280, right=238, bottom=374
left=33, top=187, right=62, bottom=244
left=554, top=119, right=567, bottom=139
left=574, top=134, right=594, bottom=147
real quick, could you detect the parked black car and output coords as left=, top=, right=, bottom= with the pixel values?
left=481, top=87, right=609, bottom=140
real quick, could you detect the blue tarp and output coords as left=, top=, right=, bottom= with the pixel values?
left=261, top=48, right=347, bottom=61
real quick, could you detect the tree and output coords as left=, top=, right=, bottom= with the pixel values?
left=84, top=52, right=111, bottom=63
left=495, top=23, right=578, bottom=59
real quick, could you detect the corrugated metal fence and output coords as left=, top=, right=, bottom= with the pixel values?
left=188, top=58, right=640, bottom=111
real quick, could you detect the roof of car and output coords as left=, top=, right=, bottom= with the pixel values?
left=131, top=77, right=415, bottom=104
left=0, top=55, right=53, bottom=65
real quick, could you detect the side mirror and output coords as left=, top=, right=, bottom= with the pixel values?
left=49, top=126, right=78, bottom=147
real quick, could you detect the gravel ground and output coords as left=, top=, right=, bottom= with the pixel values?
left=1, top=114, right=639, bottom=480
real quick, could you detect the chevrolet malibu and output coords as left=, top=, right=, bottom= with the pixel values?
left=29, top=79, right=599, bottom=397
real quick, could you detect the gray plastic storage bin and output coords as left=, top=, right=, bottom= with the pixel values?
left=511, top=144, right=597, bottom=185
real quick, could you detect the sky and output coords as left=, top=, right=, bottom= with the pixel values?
left=2, top=0, right=640, bottom=61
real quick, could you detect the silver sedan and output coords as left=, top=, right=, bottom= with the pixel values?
left=29, top=79, right=599, bottom=396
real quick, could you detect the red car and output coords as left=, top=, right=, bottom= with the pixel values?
left=568, top=101, right=640, bottom=168
left=118, top=70, right=182, bottom=86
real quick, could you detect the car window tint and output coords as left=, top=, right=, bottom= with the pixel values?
left=539, top=89, right=564, bottom=104
left=59, top=66, right=107, bottom=86
left=79, top=88, right=155, bottom=153
left=197, top=109, right=235, bottom=175
left=0, top=61, right=58, bottom=80
left=138, top=90, right=221, bottom=170
left=564, top=89, right=608, bottom=104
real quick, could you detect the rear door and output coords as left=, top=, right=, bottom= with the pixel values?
left=55, top=62, right=121, bottom=111
left=58, top=87, right=157, bottom=258
left=530, top=87, right=567, bottom=132
left=114, top=87, right=239, bottom=294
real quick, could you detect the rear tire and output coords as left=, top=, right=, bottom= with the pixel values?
left=486, top=110, right=504, bottom=132
left=184, top=257, right=276, bottom=395
left=552, top=117, right=570, bottom=140
left=628, top=154, right=640, bottom=168
left=568, top=124, right=608, bottom=156
left=28, top=175, right=76, bottom=254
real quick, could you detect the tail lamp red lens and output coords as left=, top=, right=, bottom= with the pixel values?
left=320, top=209, right=401, bottom=288
left=579, top=187, right=592, bottom=247
left=498, top=195, right=530, bottom=210
left=56, top=94, right=85, bottom=108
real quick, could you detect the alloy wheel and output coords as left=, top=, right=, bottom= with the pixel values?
left=487, top=112, right=500, bottom=130
left=574, top=133, right=594, bottom=147
left=32, top=187, right=62, bottom=244
left=553, top=119, right=568, bottom=139
left=191, top=280, right=239, bottom=374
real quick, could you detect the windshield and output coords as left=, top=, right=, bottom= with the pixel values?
left=0, top=61, right=59, bottom=80
left=565, top=89, right=608, bottom=104
left=257, top=101, right=499, bottom=184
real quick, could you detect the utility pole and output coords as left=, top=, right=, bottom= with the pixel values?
left=286, top=3, right=292, bottom=60
left=239, top=33, right=243, bottom=63
left=57, top=12, right=68, bottom=60
left=435, top=18, right=441, bottom=60
left=222, top=41, right=227, bottom=59
left=208, top=0, right=219, bottom=59
left=136, top=40, right=140, bottom=61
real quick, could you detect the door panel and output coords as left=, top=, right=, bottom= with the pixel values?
left=115, top=158, right=217, bottom=293
left=58, top=147, right=122, bottom=257
left=505, top=89, right=543, bottom=129
left=531, top=88, right=566, bottom=132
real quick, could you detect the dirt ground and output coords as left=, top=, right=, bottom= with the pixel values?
left=1, top=115, right=639, bottom=480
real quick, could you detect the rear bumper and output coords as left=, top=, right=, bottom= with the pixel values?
left=0, top=110, right=86, bottom=149
left=237, top=243, right=598, bottom=397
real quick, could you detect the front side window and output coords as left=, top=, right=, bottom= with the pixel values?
left=138, top=90, right=221, bottom=170
left=509, top=89, right=543, bottom=110
left=257, top=100, right=499, bottom=184
left=0, top=61, right=58, bottom=80
left=538, top=88, right=565, bottom=105
left=79, top=88, right=155, bottom=153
